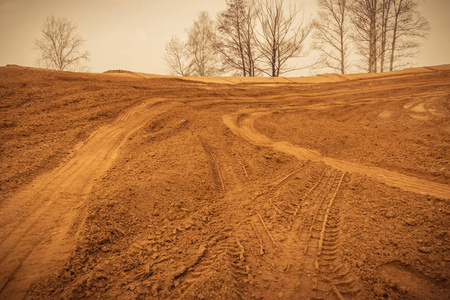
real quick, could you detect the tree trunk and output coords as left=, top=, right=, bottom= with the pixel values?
left=389, top=0, right=402, bottom=71
left=390, top=17, right=398, bottom=71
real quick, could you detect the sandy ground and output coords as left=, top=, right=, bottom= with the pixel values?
left=0, top=65, right=449, bottom=299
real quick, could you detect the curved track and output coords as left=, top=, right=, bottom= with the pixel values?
left=223, top=111, right=450, bottom=200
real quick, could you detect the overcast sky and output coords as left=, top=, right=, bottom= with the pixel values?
left=0, top=0, right=449, bottom=76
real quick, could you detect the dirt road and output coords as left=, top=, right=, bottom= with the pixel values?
left=0, top=65, right=449, bottom=299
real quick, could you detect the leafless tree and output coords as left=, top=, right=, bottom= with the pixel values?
left=350, top=0, right=429, bottom=73
left=215, top=0, right=259, bottom=76
left=351, top=0, right=379, bottom=73
left=378, top=0, right=392, bottom=72
left=312, top=0, right=351, bottom=74
left=164, top=36, right=191, bottom=76
left=187, top=11, right=222, bottom=76
left=388, top=0, right=429, bottom=71
left=34, top=16, right=89, bottom=71
left=216, top=0, right=247, bottom=76
left=255, top=0, right=311, bottom=77
left=243, top=1, right=260, bottom=76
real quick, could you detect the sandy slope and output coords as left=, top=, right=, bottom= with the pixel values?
left=0, top=65, right=449, bottom=299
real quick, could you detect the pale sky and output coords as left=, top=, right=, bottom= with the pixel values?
left=0, top=0, right=448, bottom=76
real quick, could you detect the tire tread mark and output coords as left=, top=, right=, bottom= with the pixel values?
left=177, top=238, right=248, bottom=300
left=198, top=136, right=225, bottom=193
left=317, top=172, right=346, bottom=257
left=314, top=174, right=362, bottom=299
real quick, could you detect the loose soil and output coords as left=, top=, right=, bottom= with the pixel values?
left=0, top=65, right=449, bottom=299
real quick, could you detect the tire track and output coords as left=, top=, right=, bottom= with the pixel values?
left=260, top=167, right=305, bottom=223
left=247, top=167, right=307, bottom=256
left=175, top=237, right=249, bottom=300
left=0, top=99, right=163, bottom=232
left=290, top=169, right=360, bottom=299
left=198, top=136, right=226, bottom=193
left=245, top=165, right=358, bottom=298
left=223, top=111, right=450, bottom=200
left=314, top=173, right=361, bottom=299
left=0, top=100, right=177, bottom=299
left=250, top=213, right=279, bottom=254
left=0, top=127, right=123, bottom=253
left=318, top=208, right=361, bottom=299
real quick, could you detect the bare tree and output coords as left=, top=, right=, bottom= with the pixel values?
left=378, top=0, right=392, bottom=72
left=216, top=0, right=248, bottom=76
left=255, top=0, right=311, bottom=77
left=164, top=36, right=191, bottom=76
left=34, top=16, right=89, bottom=71
left=312, top=0, right=351, bottom=74
left=244, top=1, right=261, bottom=76
left=351, top=0, right=379, bottom=73
left=215, top=0, right=259, bottom=76
left=187, top=11, right=222, bottom=76
left=351, top=0, right=429, bottom=73
left=388, top=0, right=429, bottom=71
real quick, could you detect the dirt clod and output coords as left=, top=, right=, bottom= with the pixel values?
left=418, top=246, right=434, bottom=253
left=385, top=210, right=396, bottom=218
left=405, top=218, right=418, bottom=226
